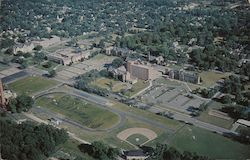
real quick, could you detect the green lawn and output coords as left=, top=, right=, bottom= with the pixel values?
left=45, top=44, right=67, bottom=53
left=196, top=101, right=234, bottom=129
left=126, top=134, right=149, bottom=146
left=9, top=76, right=59, bottom=95
left=91, top=78, right=127, bottom=92
left=170, top=125, right=250, bottom=159
left=154, top=78, right=180, bottom=86
left=53, top=139, right=95, bottom=160
left=199, top=71, right=231, bottom=87
left=103, top=117, right=172, bottom=150
left=124, top=80, right=149, bottom=97
left=36, top=93, right=119, bottom=129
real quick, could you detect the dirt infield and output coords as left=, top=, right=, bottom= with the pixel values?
left=117, top=128, right=157, bottom=147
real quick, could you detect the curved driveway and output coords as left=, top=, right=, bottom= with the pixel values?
left=33, top=88, right=177, bottom=134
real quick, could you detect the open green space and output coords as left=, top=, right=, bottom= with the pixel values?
left=91, top=78, right=127, bottom=92
left=197, top=101, right=234, bottom=129
left=45, top=44, right=68, bottom=53
left=170, top=125, right=250, bottom=159
left=124, top=80, right=149, bottom=97
left=154, top=77, right=181, bottom=86
left=126, top=134, right=149, bottom=146
left=199, top=71, right=231, bottom=87
left=36, top=93, right=119, bottom=129
left=52, top=139, right=94, bottom=160
left=9, top=76, right=59, bottom=95
left=91, top=54, right=109, bottom=60
left=102, top=117, right=171, bottom=150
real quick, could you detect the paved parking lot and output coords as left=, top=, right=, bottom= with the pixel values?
left=142, top=85, right=205, bottom=114
left=55, top=54, right=117, bottom=81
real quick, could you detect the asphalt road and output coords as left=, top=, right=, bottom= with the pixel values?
left=70, top=87, right=236, bottom=134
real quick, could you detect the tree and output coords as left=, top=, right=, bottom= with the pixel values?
left=4, top=47, right=14, bottom=55
left=98, top=39, right=105, bottom=48
left=9, top=98, right=18, bottom=113
left=221, top=95, right=232, bottom=104
left=33, top=45, right=43, bottom=51
left=99, top=69, right=109, bottom=77
left=78, top=141, right=119, bottom=159
left=0, top=118, right=68, bottom=160
left=34, top=52, right=46, bottom=64
left=111, top=58, right=124, bottom=68
left=8, top=94, right=34, bottom=113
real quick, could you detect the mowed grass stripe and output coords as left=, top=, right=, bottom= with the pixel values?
left=36, top=93, right=119, bottom=129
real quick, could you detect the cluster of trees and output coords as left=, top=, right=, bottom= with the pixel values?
left=78, top=141, right=119, bottom=160
left=223, top=127, right=250, bottom=145
left=0, top=0, right=172, bottom=37
left=239, top=62, right=250, bottom=79
left=149, top=143, right=211, bottom=160
left=217, top=75, right=250, bottom=121
left=192, top=87, right=218, bottom=99
left=111, top=58, right=124, bottom=68
left=220, top=105, right=250, bottom=121
left=0, top=118, right=68, bottom=160
left=5, top=48, right=47, bottom=68
left=200, top=88, right=218, bottom=98
left=78, top=141, right=211, bottom=160
left=221, top=75, right=248, bottom=105
left=8, top=94, right=34, bottom=113
left=0, top=38, right=15, bottom=49
left=114, top=0, right=249, bottom=72
left=74, top=70, right=110, bottom=97
left=1, top=0, right=249, bottom=73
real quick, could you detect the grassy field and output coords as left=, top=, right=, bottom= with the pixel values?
left=154, top=77, right=180, bottom=86
left=126, top=134, right=149, bottom=146
left=9, top=76, right=59, bottom=95
left=199, top=71, right=231, bottom=87
left=45, top=43, right=68, bottom=53
left=102, top=117, right=172, bottom=150
left=36, top=93, right=119, bottom=129
left=53, top=139, right=95, bottom=160
left=91, top=78, right=127, bottom=92
left=170, top=125, right=250, bottom=159
left=124, top=80, right=149, bottom=97
left=196, top=101, right=234, bottom=129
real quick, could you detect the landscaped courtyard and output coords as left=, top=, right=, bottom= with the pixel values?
left=91, top=77, right=128, bottom=92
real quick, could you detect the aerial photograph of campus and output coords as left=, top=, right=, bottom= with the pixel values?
left=0, top=0, right=249, bottom=159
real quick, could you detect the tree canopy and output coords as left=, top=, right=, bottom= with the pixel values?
left=0, top=118, right=68, bottom=160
